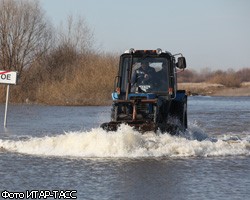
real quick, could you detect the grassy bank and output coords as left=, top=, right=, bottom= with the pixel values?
left=178, top=82, right=250, bottom=96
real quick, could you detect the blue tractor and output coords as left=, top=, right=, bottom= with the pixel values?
left=101, top=48, right=187, bottom=134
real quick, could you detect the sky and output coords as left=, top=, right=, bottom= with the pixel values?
left=40, top=0, right=250, bottom=71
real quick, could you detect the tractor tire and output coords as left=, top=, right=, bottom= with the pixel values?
left=169, top=97, right=187, bottom=132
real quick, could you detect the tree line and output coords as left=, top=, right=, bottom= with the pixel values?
left=177, top=68, right=250, bottom=87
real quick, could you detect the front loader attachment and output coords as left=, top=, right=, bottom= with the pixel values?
left=101, top=98, right=158, bottom=133
left=100, top=120, right=181, bottom=134
left=100, top=121, right=157, bottom=132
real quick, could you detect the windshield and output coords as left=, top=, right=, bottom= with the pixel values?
left=119, top=57, right=171, bottom=94
left=129, top=57, right=170, bottom=93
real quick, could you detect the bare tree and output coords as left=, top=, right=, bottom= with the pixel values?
left=0, top=0, right=52, bottom=75
left=57, top=15, right=94, bottom=54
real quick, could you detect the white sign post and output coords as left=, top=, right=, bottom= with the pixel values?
left=0, top=70, right=18, bottom=127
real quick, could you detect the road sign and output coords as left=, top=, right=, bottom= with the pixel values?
left=0, top=70, right=18, bottom=85
left=0, top=70, right=18, bottom=127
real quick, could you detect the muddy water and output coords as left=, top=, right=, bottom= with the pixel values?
left=0, top=96, right=250, bottom=199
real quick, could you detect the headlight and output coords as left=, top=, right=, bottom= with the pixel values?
left=156, top=48, right=162, bottom=54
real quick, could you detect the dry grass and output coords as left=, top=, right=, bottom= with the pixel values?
left=178, top=82, right=224, bottom=95
left=0, top=52, right=118, bottom=105
left=34, top=54, right=118, bottom=105
left=178, top=82, right=250, bottom=96
left=242, top=82, right=250, bottom=87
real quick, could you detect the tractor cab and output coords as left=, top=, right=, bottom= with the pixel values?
left=114, top=49, right=186, bottom=101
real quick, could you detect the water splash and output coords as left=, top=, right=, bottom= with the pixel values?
left=0, top=124, right=249, bottom=158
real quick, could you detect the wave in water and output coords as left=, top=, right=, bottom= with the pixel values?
left=0, top=124, right=249, bottom=158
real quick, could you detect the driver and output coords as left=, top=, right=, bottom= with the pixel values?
left=131, top=60, right=156, bottom=86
